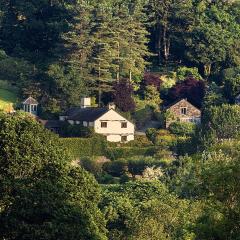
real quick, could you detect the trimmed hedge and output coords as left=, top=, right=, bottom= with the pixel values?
left=106, top=146, right=158, bottom=160
left=107, top=135, right=153, bottom=148
left=60, top=135, right=107, bottom=159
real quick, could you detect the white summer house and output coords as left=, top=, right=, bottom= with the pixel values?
left=59, top=98, right=135, bottom=142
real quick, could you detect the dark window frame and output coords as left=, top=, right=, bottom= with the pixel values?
left=181, top=107, right=187, bottom=115
left=101, top=122, right=107, bottom=128
left=121, top=136, right=127, bottom=142
left=121, top=122, right=127, bottom=128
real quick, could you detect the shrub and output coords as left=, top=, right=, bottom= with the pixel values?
left=155, top=130, right=177, bottom=147
left=176, top=66, right=203, bottom=81
left=146, top=128, right=158, bottom=143
left=81, top=157, right=103, bottom=177
left=169, top=122, right=196, bottom=136
left=202, top=104, right=240, bottom=140
left=107, top=135, right=153, bottom=148
left=103, top=157, right=167, bottom=177
left=143, top=72, right=162, bottom=90
left=62, top=123, right=94, bottom=138
left=103, top=160, right=128, bottom=177
left=60, top=135, right=107, bottom=159
left=106, top=146, right=158, bottom=160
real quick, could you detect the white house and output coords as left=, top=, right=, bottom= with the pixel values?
left=59, top=98, right=135, bottom=142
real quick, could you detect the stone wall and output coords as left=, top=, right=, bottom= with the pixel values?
left=166, top=99, right=201, bottom=127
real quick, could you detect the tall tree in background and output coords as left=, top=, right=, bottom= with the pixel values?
left=0, top=0, right=72, bottom=64
left=114, top=78, right=136, bottom=112
left=88, top=0, right=150, bottom=104
left=184, top=0, right=240, bottom=77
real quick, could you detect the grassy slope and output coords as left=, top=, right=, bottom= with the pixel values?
left=0, top=88, right=17, bottom=112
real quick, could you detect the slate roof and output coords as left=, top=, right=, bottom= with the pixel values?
left=65, top=107, right=109, bottom=122
left=164, top=98, right=200, bottom=110
left=39, top=120, right=64, bottom=128
left=22, top=97, right=38, bottom=105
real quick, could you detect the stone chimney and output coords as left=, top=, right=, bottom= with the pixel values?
left=81, top=97, right=91, bottom=108
left=108, top=102, right=116, bottom=110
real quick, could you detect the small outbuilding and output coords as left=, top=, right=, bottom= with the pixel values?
left=22, top=97, right=38, bottom=116
left=165, top=98, right=201, bottom=128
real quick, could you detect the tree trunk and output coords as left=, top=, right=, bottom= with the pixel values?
left=155, top=24, right=162, bottom=65
left=163, top=25, right=170, bottom=62
left=129, top=69, right=132, bottom=83
left=116, top=36, right=120, bottom=82
left=98, top=64, right=101, bottom=107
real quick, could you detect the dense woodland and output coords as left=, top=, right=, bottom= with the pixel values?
left=0, top=0, right=239, bottom=112
left=0, top=0, right=240, bottom=240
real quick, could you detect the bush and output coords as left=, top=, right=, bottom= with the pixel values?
left=62, top=123, right=94, bottom=138
left=176, top=66, right=203, bottom=81
left=146, top=128, right=158, bottom=143
left=103, top=156, right=167, bottom=177
left=81, top=157, right=103, bottom=177
left=146, top=129, right=176, bottom=147
left=60, top=135, right=107, bottom=159
left=169, top=122, right=196, bottom=136
left=155, top=130, right=177, bottom=147
left=143, top=72, right=162, bottom=90
left=103, top=160, right=128, bottom=177
left=106, top=146, right=158, bottom=160
left=202, top=104, right=240, bottom=140
left=107, top=135, right=153, bottom=148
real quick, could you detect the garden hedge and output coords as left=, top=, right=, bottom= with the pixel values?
left=60, top=135, right=107, bottom=159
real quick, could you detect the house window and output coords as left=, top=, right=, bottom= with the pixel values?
left=181, top=107, right=187, bottom=115
left=121, top=122, right=127, bottom=128
left=121, top=136, right=127, bottom=142
left=101, top=122, right=107, bottom=128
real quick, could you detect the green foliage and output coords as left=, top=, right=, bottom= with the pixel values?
left=146, top=128, right=176, bottom=147
left=222, top=67, right=240, bottom=102
left=202, top=104, right=240, bottom=140
left=46, top=63, right=88, bottom=110
left=144, top=85, right=162, bottom=110
left=171, top=142, right=240, bottom=239
left=203, top=82, right=226, bottom=108
left=146, top=128, right=158, bottom=143
left=62, top=123, right=94, bottom=138
left=101, top=181, right=198, bottom=240
left=169, top=121, right=196, bottom=136
left=176, top=66, right=203, bottom=81
left=134, top=100, right=153, bottom=128
left=0, top=111, right=107, bottom=240
left=108, top=135, right=153, bottom=148
left=60, top=135, right=107, bottom=159
left=103, top=156, right=166, bottom=177
left=106, top=146, right=158, bottom=161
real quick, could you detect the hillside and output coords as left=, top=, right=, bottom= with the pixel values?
left=0, top=88, right=17, bottom=112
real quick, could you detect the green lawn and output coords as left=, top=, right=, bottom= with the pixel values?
left=0, top=88, right=18, bottom=112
